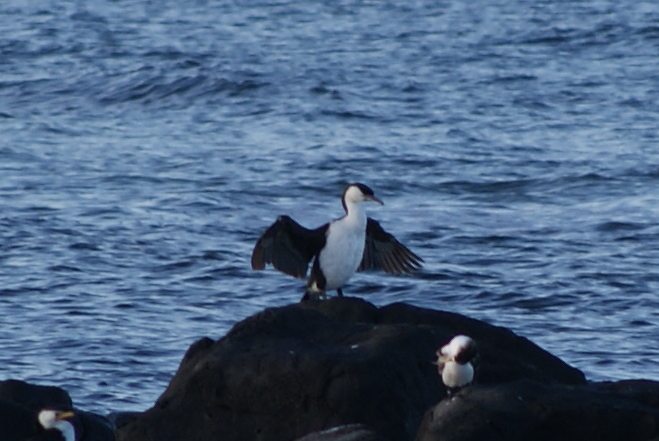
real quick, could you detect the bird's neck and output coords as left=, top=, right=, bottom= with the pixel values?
left=342, top=201, right=367, bottom=227
left=54, top=421, right=76, bottom=441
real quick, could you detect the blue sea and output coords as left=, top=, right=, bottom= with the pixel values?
left=1, top=0, right=658, bottom=414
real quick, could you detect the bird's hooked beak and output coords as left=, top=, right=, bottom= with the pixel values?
left=56, top=410, right=75, bottom=420
left=366, top=195, right=384, bottom=205
left=433, top=349, right=449, bottom=365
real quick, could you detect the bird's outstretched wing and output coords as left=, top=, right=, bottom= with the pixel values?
left=359, top=218, right=423, bottom=274
left=251, top=215, right=327, bottom=279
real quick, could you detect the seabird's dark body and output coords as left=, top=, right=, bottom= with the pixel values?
left=251, top=183, right=423, bottom=299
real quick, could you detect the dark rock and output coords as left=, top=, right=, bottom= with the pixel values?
left=0, top=379, right=72, bottom=411
left=0, top=399, right=37, bottom=441
left=107, top=411, right=143, bottom=430
left=415, top=379, right=659, bottom=441
left=0, top=379, right=115, bottom=441
left=77, top=410, right=116, bottom=441
left=594, top=380, right=659, bottom=407
left=295, top=424, right=381, bottom=441
left=117, top=298, right=584, bottom=441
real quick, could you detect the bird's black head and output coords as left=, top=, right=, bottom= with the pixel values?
left=34, top=408, right=81, bottom=441
left=37, top=409, right=75, bottom=429
left=454, top=339, right=478, bottom=365
left=341, top=183, right=383, bottom=212
left=439, top=335, right=478, bottom=365
left=352, top=183, right=375, bottom=196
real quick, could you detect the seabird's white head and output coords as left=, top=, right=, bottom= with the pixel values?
left=435, top=335, right=477, bottom=395
left=38, top=409, right=76, bottom=441
left=342, top=183, right=384, bottom=213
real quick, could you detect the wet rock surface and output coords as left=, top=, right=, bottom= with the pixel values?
left=415, top=379, right=659, bottom=441
left=294, top=424, right=381, bottom=441
left=116, top=298, right=585, bottom=441
left=6, top=299, right=657, bottom=441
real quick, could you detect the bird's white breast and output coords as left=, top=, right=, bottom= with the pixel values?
left=57, top=421, right=76, bottom=441
left=319, top=212, right=366, bottom=290
left=441, top=361, right=474, bottom=388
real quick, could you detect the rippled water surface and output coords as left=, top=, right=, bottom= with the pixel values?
left=1, top=0, right=658, bottom=414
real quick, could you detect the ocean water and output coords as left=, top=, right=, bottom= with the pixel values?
left=1, top=0, right=658, bottom=414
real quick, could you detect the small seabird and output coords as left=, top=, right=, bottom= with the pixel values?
left=35, top=409, right=77, bottom=441
left=435, top=335, right=477, bottom=396
left=251, top=183, right=423, bottom=300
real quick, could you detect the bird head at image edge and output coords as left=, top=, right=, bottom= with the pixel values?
left=36, top=409, right=78, bottom=441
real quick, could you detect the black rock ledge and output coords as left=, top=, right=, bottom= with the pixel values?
left=117, top=297, right=650, bottom=441
left=5, top=298, right=656, bottom=441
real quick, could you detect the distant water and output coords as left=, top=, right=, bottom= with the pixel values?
left=1, top=0, right=658, bottom=414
